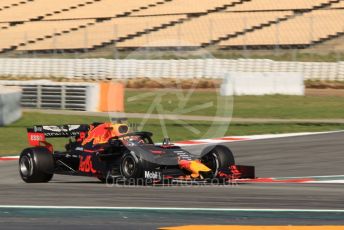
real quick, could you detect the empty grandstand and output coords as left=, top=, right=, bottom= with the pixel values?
left=0, top=0, right=342, bottom=53
left=219, top=8, right=344, bottom=49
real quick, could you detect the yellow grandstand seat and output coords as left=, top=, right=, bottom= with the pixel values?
left=219, top=9, right=344, bottom=47
left=19, top=15, right=187, bottom=50
left=44, top=0, right=160, bottom=20
left=118, top=11, right=293, bottom=48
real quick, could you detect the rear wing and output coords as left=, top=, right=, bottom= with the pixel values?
left=27, top=125, right=89, bottom=146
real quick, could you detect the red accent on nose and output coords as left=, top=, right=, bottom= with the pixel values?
left=151, top=150, right=164, bottom=154
left=230, top=165, right=242, bottom=179
left=179, top=160, right=191, bottom=169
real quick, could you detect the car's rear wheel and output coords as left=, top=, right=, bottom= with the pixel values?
left=19, top=147, right=54, bottom=183
left=119, top=152, right=144, bottom=184
left=121, top=153, right=140, bottom=178
left=201, top=145, right=235, bottom=178
left=122, top=155, right=135, bottom=176
left=119, top=152, right=156, bottom=185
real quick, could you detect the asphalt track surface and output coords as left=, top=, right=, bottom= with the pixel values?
left=0, top=132, right=344, bottom=229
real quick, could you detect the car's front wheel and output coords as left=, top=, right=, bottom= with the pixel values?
left=201, top=145, right=235, bottom=178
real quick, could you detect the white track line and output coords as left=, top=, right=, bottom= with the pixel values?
left=305, top=180, right=344, bottom=183
left=0, top=156, right=19, bottom=161
left=276, top=175, right=344, bottom=179
left=174, top=130, right=344, bottom=146
left=232, top=130, right=344, bottom=139
left=2, top=130, right=343, bottom=158
left=0, top=205, right=344, bottom=213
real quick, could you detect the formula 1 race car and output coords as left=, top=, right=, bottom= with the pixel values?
left=19, top=120, right=255, bottom=184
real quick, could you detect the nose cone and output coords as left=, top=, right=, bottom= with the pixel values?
left=179, top=160, right=211, bottom=178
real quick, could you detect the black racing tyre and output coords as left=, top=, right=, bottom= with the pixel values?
left=120, top=152, right=143, bottom=182
left=119, top=152, right=157, bottom=185
left=19, top=147, right=54, bottom=183
left=200, top=145, right=235, bottom=178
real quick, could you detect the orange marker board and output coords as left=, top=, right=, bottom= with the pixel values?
left=99, top=82, right=124, bottom=112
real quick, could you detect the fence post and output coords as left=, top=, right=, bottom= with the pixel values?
left=23, top=31, right=28, bottom=57
left=209, top=18, right=213, bottom=42
left=84, top=27, right=88, bottom=53
left=113, top=24, right=118, bottom=60
left=274, top=21, right=280, bottom=55
left=177, top=21, right=181, bottom=51
left=53, top=28, right=57, bottom=56
left=243, top=16, right=248, bottom=58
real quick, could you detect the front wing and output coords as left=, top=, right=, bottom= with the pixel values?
left=142, top=165, right=255, bottom=184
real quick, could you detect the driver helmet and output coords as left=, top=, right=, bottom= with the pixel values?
left=126, top=136, right=144, bottom=145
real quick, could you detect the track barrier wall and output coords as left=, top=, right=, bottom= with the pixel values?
left=221, top=72, right=304, bottom=96
left=0, top=86, right=22, bottom=126
left=0, top=58, right=343, bottom=81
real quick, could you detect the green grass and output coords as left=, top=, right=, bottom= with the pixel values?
left=14, top=49, right=344, bottom=62
left=125, top=89, right=233, bottom=118
left=1, top=90, right=343, bottom=155
left=125, top=90, right=344, bottom=119
left=233, top=95, right=344, bottom=119
left=1, top=112, right=344, bottom=155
